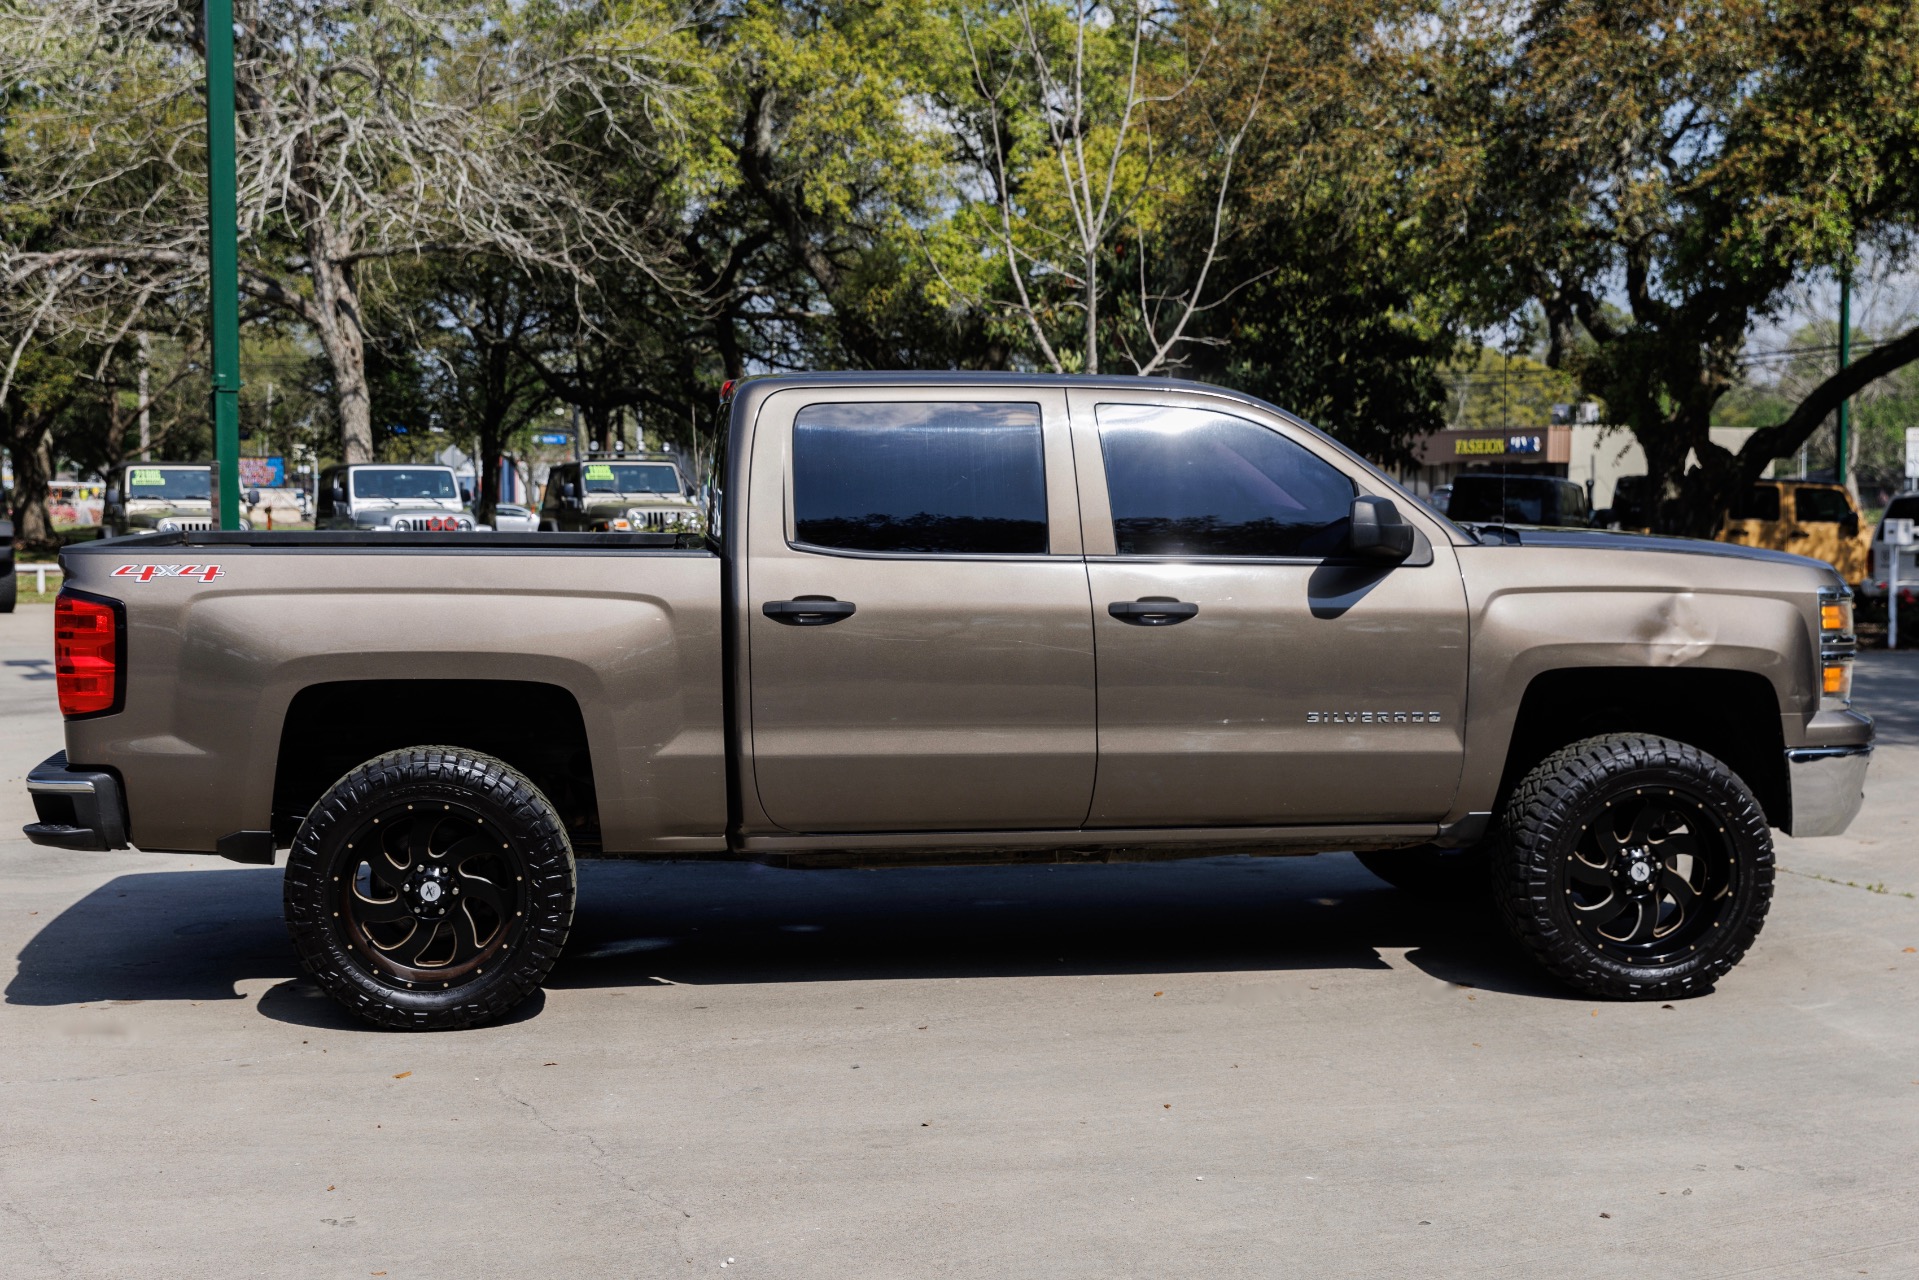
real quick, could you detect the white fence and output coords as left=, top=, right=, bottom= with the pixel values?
left=21, top=565, right=62, bottom=594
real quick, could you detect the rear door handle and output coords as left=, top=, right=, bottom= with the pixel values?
left=1108, top=598, right=1199, bottom=626
left=763, top=597, right=857, bottom=626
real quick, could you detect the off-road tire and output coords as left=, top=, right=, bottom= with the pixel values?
left=1491, top=734, right=1773, bottom=1001
left=1355, top=844, right=1488, bottom=899
left=284, top=747, right=575, bottom=1030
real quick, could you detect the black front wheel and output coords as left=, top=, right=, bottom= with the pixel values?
left=1492, top=734, right=1773, bottom=1000
left=284, top=747, right=575, bottom=1030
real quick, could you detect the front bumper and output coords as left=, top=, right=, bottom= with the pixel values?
left=1785, top=745, right=1872, bottom=838
left=23, top=751, right=129, bottom=851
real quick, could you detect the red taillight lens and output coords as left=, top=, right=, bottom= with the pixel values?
left=55, top=593, right=119, bottom=717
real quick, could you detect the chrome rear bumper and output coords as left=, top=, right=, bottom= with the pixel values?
left=1784, top=745, right=1872, bottom=838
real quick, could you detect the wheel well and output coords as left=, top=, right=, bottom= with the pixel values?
left=1499, top=668, right=1788, bottom=827
left=272, top=680, right=601, bottom=852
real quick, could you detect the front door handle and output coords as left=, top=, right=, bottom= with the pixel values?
left=1108, top=598, right=1199, bottom=626
left=763, top=597, right=857, bottom=626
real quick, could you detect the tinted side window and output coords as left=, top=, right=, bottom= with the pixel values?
left=1097, top=404, right=1355, bottom=556
left=792, top=401, right=1047, bottom=555
left=1732, top=485, right=1781, bottom=520
left=1793, top=487, right=1850, bottom=522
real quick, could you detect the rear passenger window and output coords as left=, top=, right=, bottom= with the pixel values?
left=1732, top=485, right=1781, bottom=520
left=792, top=402, right=1048, bottom=555
left=1097, top=404, right=1355, bottom=556
left=1793, top=487, right=1851, bottom=523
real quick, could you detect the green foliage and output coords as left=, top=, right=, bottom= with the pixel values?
left=1424, top=0, right=1919, bottom=533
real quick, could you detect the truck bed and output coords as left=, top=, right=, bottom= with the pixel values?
left=57, top=530, right=727, bottom=856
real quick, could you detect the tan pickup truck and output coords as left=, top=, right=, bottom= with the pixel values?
left=26, top=374, right=1872, bottom=1030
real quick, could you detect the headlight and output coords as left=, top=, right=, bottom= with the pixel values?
left=1819, top=586, right=1855, bottom=710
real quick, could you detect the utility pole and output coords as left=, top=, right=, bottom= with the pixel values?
left=204, top=0, right=243, bottom=529
left=136, top=331, right=152, bottom=461
left=1837, top=273, right=1851, bottom=490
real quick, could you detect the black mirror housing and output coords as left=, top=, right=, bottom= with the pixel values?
left=1348, top=495, right=1416, bottom=563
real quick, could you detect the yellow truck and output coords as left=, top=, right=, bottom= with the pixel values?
left=1717, top=480, right=1872, bottom=587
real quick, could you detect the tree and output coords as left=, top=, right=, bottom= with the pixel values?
left=0, top=0, right=692, bottom=463
left=1430, top=0, right=1919, bottom=534
left=1172, top=0, right=1472, bottom=462
left=927, top=0, right=1267, bottom=375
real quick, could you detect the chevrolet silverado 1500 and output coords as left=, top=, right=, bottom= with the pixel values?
left=26, top=374, right=1872, bottom=1029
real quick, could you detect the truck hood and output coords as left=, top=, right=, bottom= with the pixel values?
left=1464, top=524, right=1824, bottom=568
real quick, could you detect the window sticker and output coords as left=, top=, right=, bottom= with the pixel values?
left=584, top=463, right=616, bottom=481
left=129, top=468, right=165, bottom=487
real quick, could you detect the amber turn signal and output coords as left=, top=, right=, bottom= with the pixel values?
left=1821, top=601, right=1850, bottom=633
left=1822, top=662, right=1850, bottom=698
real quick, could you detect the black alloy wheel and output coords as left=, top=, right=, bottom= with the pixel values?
left=1562, top=790, right=1734, bottom=966
left=337, top=801, right=525, bottom=985
left=1492, top=733, right=1773, bottom=1001
left=284, top=747, right=574, bottom=1030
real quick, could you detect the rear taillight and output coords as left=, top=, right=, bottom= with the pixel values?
left=55, top=592, right=121, bottom=717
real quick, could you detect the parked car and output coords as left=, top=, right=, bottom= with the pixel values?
left=28, top=373, right=1869, bottom=1030
left=102, top=463, right=216, bottom=537
left=1717, top=480, right=1870, bottom=586
left=538, top=455, right=700, bottom=532
left=1859, top=491, right=1919, bottom=604
left=1427, top=484, right=1452, bottom=515
left=1443, top=473, right=1591, bottom=526
left=315, top=464, right=479, bottom=533
left=491, top=503, right=539, bottom=532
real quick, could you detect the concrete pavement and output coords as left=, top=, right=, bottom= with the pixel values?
left=1, top=602, right=1914, bottom=1278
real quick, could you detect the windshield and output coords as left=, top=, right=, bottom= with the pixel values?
left=582, top=462, right=681, bottom=495
left=1448, top=475, right=1583, bottom=525
left=1880, top=495, right=1919, bottom=533
left=125, top=467, right=210, bottom=501
left=351, top=468, right=458, bottom=501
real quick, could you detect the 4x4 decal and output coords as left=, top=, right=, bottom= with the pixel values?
left=111, top=563, right=225, bottom=583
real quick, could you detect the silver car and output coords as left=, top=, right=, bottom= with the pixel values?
left=315, top=464, right=478, bottom=533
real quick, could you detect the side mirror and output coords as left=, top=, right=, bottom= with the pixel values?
left=245, top=487, right=261, bottom=506
left=1840, top=512, right=1860, bottom=537
left=1348, top=495, right=1416, bottom=563
left=330, top=484, right=347, bottom=505
left=460, top=486, right=473, bottom=504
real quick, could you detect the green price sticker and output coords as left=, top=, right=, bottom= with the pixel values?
left=584, top=463, right=615, bottom=481
left=130, top=468, right=165, bottom=486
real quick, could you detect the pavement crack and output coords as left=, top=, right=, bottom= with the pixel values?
left=1778, top=865, right=1917, bottom=899
left=494, top=1080, right=694, bottom=1223
left=0, top=1195, right=74, bottom=1278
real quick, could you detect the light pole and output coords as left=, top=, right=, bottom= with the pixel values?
left=204, top=0, right=243, bottom=529
left=1837, top=273, right=1851, bottom=490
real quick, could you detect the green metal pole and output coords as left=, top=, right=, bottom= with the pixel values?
left=204, top=0, right=242, bottom=530
left=1837, top=274, right=1851, bottom=488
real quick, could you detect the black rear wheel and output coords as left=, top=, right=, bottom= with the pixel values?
left=1492, top=734, right=1772, bottom=1000
left=284, top=747, right=575, bottom=1030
